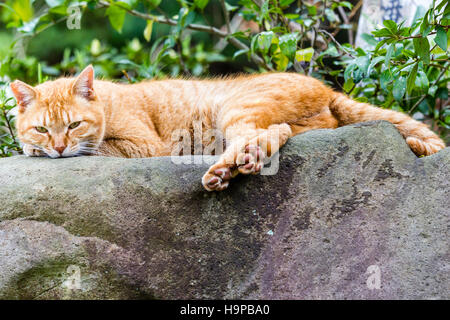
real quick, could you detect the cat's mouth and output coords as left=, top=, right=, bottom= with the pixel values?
left=37, top=142, right=98, bottom=158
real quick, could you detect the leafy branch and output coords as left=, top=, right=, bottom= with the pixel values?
left=97, top=0, right=273, bottom=70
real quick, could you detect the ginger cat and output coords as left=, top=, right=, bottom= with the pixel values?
left=11, top=65, right=445, bottom=191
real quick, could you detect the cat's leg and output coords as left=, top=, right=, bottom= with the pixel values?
left=95, top=123, right=165, bottom=157
left=97, top=138, right=160, bottom=157
left=97, top=139, right=127, bottom=157
left=202, top=123, right=292, bottom=191
left=22, top=144, right=46, bottom=157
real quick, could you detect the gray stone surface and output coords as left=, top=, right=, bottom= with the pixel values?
left=0, top=121, right=448, bottom=299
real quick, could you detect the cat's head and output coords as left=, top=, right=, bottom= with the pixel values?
left=11, top=65, right=105, bottom=158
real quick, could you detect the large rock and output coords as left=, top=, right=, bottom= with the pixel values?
left=0, top=121, right=448, bottom=299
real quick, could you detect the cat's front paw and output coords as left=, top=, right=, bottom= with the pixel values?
left=23, top=144, right=46, bottom=157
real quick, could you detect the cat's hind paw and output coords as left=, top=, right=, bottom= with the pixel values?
left=405, top=136, right=445, bottom=156
left=236, top=145, right=265, bottom=175
left=202, top=144, right=265, bottom=191
left=202, top=166, right=235, bottom=191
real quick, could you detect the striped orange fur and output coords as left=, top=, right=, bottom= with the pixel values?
left=11, top=65, right=445, bottom=191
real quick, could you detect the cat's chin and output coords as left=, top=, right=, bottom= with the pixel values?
left=57, top=151, right=96, bottom=158
left=46, top=153, right=83, bottom=159
left=42, top=146, right=97, bottom=158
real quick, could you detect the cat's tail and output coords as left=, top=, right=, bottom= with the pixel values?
left=329, top=92, right=445, bottom=156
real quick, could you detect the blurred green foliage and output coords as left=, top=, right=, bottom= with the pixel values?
left=0, top=0, right=448, bottom=157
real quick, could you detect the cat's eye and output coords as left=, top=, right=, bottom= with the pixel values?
left=69, top=121, right=81, bottom=129
left=35, top=126, right=48, bottom=133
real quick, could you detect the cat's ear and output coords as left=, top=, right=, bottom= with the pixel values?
left=72, top=65, right=96, bottom=101
left=10, top=80, right=37, bottom=112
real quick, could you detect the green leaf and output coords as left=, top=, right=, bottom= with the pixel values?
left=329, top=70, right=341, bottom=76
left=12, top=0, right=34, bottom=22
left=343, top=63, right=356, bottom=82
left=355, top=55, right=370, bottom=75
left=415, top=70, right=429, bottom=90
left=420, top=10, right=432, bottom=36
left=437, top=87, right=448, bottom=100
left=406, top=63, right=418, bottom=95
left=48, top=5, right=69, bottom=15
left=232, top=49, right=248, bottom=60
left=354, top=97, right=368, bottom=103
left=443, top=1, right=450, bottom=16
left=372, top=28, right=393, bottom=37
left=229, top=31, right=247, bottom=39
left=225, top=2, right=238, bottom=11
left=280, top=0, right=296, bottom=7
left=257, top=31, right=275, bottom=54
left=272, top=48, right=289, bottom=71
left=176, top=8, right=196, bottom=32
left=306, top=4, right=317, bottom=16
left=444, top=115, right=450, bottom=125
left=417, top=99, right=430, bottom=114
left=325, top=8, right=338, bottom=22
left=352, top=68, right=363, bottom=82
left=143, top=19, right=153, bottom=42
left=90, top=39, right=101, bottom=55
left=374, top=39, right=388, bottom=53
left=121, top=0, right=139, bottom=9
left=413, top=37, right=430, bottom=64
left=393, top=76, right=407, bottom=101
left=401, top=49, right=416, bottom=58
left=434, top=26, right=447, bottom=51
left=380, top=69, right=395, bottom=91
left=436, top=0, right=448, bottom=12
left=383, top=20, right=397, bottom=32
left=284, top=13, right=299, bottom=19
left=194, top=0, right=209, bottom=10
left=279, top=34, right=297, bottom=60
left=367, top=56, right=384, bottom=75
left=385, top=43, right=394, bottom=67
left=295, top=48, right=314, bottom=62
left=339, top=1, right=353, bottom=9
left=106, top=5, right=126, bottom=33
left=37, top=63, right=43, bottom=84
left=147, top=0, right=162, bottom=8
left=343, top=78, right=355, bottom=93
left=412, top=5, right=427, bottom=26
left=428, top=85, right=438, bottom=96
left=87, top=1, right=97, bottom=10
left=250, top=34, right=258, bottom=55
left=322, top=43, right=339, bottom=57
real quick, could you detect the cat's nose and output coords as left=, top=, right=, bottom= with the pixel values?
left=54, top=145, right=66, bottom=155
